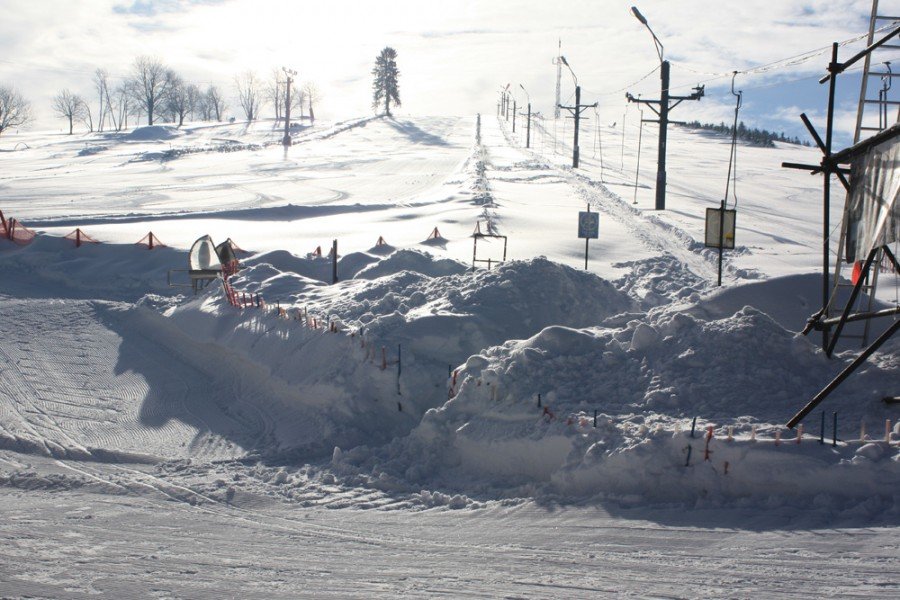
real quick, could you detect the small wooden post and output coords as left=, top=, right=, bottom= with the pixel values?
left=833, top=412, right=838, bottom=447
left=331, top=239, right=338, bottom=284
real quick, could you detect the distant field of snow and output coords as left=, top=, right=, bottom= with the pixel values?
left=1, top=114, right=897, bottom=597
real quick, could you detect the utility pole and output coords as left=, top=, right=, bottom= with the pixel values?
left=525, top=102, right=531, bottom=148
left=626, top=66, right=703, bottom=209
left=559, top=86, right=597, bottom=168
left=627, top=7, right=704, bottom=211
left=519, top=84, right=532, bottom=149
left=512, top=99, right=517, bottom=133
left=282, top=67, right=297, bottom=147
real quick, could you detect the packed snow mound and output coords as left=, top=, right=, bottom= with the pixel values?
left=452, top=305, right=894, bottom=423
left=124, top=125, right=184, bottom=141
left=332, top=299, right=899, bottom=503
left=614, top=254, right=709, bottom=307
left=156, top=255, right=640, bottom=458
left=327, top=256, right=637, bottom=338
left=354, top=249, right=468, bottom=279
left=0, top=235, right=185, bottom=302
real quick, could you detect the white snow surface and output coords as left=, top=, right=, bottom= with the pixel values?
left=0, top=115, right=898, bottom=597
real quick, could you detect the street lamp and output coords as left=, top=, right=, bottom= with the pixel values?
left=559, top=55, right=577, bottom=87
left=631, top=6, right=663, bottom=63
left=627, top=5, right=702, bottom=210
left=557, top=56, right=596, bottom=168
left=519, top=84, right=532, bottom=148
left=282, top=67, right=297, bottom=147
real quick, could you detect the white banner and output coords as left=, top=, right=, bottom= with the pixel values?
left=845, top=134, right=900, bottom=262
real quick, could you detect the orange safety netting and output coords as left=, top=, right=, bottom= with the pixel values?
left=222, top=260, right=240, bottom=277
left=63, top=228, right=100, bottom=247
left=4, top=218, right=37, bottom=246
left=136, top=231, right=166, bottom=249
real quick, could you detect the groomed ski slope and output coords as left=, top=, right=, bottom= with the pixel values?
left=0, top=115, right=897, bottom=598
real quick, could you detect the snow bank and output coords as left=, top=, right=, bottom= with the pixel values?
left=124, top=125, right=184, bottom=141
left=332, top=292, right=899, bottom=505
left=0, top=235, right=185, bottom=302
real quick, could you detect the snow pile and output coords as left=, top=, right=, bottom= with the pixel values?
left=124, top=125, right=184, bottom=141
left=0, top=235, right=185, bottom=302
left=330, top=281, right=899, bottom=505
left=162, top=252, right=639, bottom=460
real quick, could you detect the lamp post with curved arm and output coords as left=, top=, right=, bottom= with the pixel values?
left=627, top=6, right=703, bottom=210
left=557, top=57, right=597, bottom=168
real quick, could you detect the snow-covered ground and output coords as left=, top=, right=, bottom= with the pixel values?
left=1, top=115, right=898, bottom=598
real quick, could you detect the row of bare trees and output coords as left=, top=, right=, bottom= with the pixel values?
left=1, top=55, right=322, bottom=137
left=235, top=69, right=319, bottom=125
left=51, top=57, right=229, bottom=134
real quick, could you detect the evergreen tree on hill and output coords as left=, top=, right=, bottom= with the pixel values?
left=372, top=47, right=401, bottom=117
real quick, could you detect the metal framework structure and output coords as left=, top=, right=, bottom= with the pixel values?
left=782, top=23, right=900, bottom=428
left=472, top=230, right=508, bottom=271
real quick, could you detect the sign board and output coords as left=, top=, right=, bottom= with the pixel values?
left=705, top=208, right=736, bottom=249
left=578, top=211, right=599, bottom=239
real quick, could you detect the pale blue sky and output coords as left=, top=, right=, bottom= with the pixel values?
left=0, top=0, right=894, bottom=145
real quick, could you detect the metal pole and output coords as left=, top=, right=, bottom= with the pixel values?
left=787, top=318, right=900, bottom=428
left=822, top=43, right=838, bottom=350
left=633, top=108, right=643, bottom=204
left=573, top=85, right=581, bottom=168
left=331, top=239, right=338, bottom=284
left=526, top=103, right=531, bottom=148
left=717, top=200, right=725, bottom=286
left=513, top=100, right=517, bottom=133
left=585, top=205, right=590, bottom=269
left=282, top=75, right=292, bottom=146
left=656, top=60, right=670, bottom=210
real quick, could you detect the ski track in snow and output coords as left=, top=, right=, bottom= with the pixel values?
left=506, top=117, right=720, bottom=288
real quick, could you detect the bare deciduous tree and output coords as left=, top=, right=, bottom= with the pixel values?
left=52, top=89, right=88, bottom=134
left=267, top=69, right=283, bottom=123
left=165, top=73, right=190, bottom=127
left=303, top=82, right=320, bottom=124
left=93, top=69, right=115, bottom=132
left=234, top=71, right=263, bottom=122
left=130, top=56, right=172, bottom=126
left=0, top=85, right=33, bottom=137
left=185, top=84, right=201, bottom=122
left=205, top=85, right=226, bottom=121
left=113, top=81, right=133, bottom=131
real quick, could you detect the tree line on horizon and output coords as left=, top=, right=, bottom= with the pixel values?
left=1, top=47, right=402, bottom=138
left=0, top=56, right=324, bottom=136
left=679, top=120, right=812, bottom=147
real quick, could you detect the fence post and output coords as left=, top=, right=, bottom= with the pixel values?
left=833, top=412, right=838, bottom=447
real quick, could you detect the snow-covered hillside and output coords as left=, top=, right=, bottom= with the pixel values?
left=1, top=115, right=897, bottom=598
